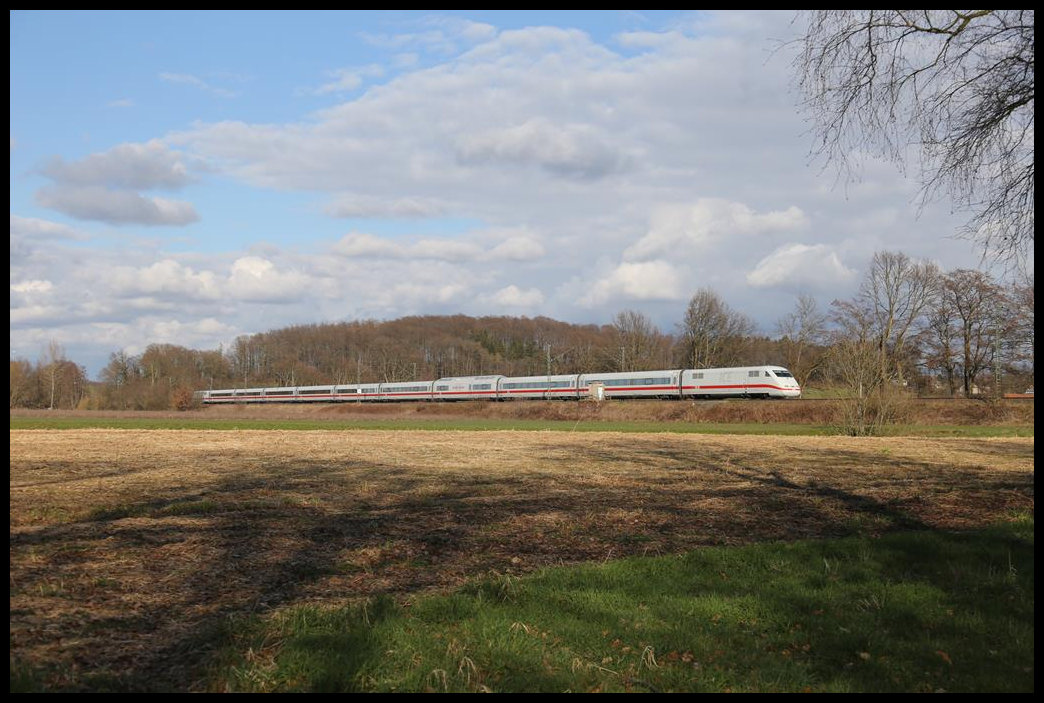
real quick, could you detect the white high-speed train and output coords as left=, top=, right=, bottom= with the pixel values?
left=199, top=366, right=801, bottom=403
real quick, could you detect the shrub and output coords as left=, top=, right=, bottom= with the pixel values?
left=171, top=387, right=198, bottom=411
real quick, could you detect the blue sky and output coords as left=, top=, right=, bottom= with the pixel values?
left=10, top=10, right=1009, bottom=377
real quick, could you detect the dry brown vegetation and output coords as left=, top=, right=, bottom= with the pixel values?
left=11, top=396, right=1035, bottom=426
left=10, top=427, right=1034, bottom=691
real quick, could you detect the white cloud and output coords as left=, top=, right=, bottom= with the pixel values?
left=485, top=235, right=545, bottom=261
left=33, top=141, right=200, bottom=226
left=226, top=256, right=315, bottom=303
left=10, top=279, right=54, bottom=295
left=315, top=65, right=384, bottom=94
left=109, top=259, right=222, bottom=301
left=40, top=140, right=195, bottom=190
left=455, top=118, right=627, bottom=179
left=10, top=215, right=86, bottom=241
left=9, top=304, right=69, bottom=326
left=746, top=243, right=857, bottom=289
left=331, top=231, right=545, bottom=263
left=579, top=260, right=686, bottom=307
left=324, top=193, right=447, bottom=218
left=35, top=185, right=199, bottom=226
left=160, top=72, right=238, bottom=98
left=332, top=232, right=480, bottom=261
left=487, top=285, right=545, bottom=308
left=625, top=199, right=808, bottom=262
left=359, top=16, right=497, bottom=54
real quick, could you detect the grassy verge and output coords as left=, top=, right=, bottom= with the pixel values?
left=202, top=515, right=1033, bottom=693
left=7, top=415, right=1033, bottom=437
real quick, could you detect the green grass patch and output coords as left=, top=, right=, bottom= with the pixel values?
left=206, top=516, right=1034, bottom=693
left=8, top=415, right=1030, bottom=437
left=878, top=424, right=1034, bottom=438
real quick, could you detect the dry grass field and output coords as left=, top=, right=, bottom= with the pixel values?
left=10, top=428, right=1034, bottom=691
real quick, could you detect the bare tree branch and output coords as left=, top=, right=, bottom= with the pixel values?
left=793, top=10, right=1034, bottom=264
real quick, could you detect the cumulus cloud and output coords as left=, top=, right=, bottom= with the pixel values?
left=40, top=141, right=195, bottom=190
left=35, top=186, right=199, bottom=226
left=579, top=260, right=686, bottom=307
left=625, top=199, right=808, bottom=261
left=226, top=256, right=314, bottom=303
left=109, top=259, right=222, bottom=301
left=33, top=141, right=200, bottom=226
left=10, top=215, right=85, bottom=241
left=10, top=216, right=90, bottom=266
left=456, top=118, right=626, bottom=179
left=488, top=284, right=545, bottom=308
left=746, top=243, right=857, bottom=289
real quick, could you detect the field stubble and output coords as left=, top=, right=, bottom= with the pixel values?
left=10, top=428, right=1035, bottom=691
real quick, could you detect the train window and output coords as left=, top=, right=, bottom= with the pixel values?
left=436, top=385, right=449, bottom=391
left=694, top=372, right=704, bottom=379
left=772, top=369, right=793, bottom=378
left=748, top=370, right=760, bottom=378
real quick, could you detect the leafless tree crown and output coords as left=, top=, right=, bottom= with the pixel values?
left=794, top=10, right=1034, bottom=262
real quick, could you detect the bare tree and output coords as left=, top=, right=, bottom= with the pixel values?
left=943, top=269, right=1012, bottom=396
left=611, top=309, right=663, bottom=371
left=919, top=291, right=962, bottom=396
left=825, top=337, right=904, bottom=436
left=678, top=289, right=756, bottom=368
left=1008, top=276, right=1034, bottom=374
left=793, top=10, right=1034, bottom=262
left=9, top=358, right=37, bottom=408
left=776, top=294, right=828, bottom=388
left=833, top=251, right=939, bottom=387
left=40, top=340, right=66, bottom=410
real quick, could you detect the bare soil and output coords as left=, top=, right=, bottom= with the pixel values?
left=10, top=428, right=1035, bottom=691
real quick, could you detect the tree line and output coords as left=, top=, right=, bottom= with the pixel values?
left=9, top=252, right=1033, bottom=413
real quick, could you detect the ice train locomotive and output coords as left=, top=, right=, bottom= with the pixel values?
left=199, top=366, right=801, bottom=404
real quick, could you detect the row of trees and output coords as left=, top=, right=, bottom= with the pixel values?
left=9, top=341, right=89, bottom=410
left=779, top=252, right=1033, bottom=434
left=9, top=253, right=1033, bottom=413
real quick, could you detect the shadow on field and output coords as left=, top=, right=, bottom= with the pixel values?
left=9, top=437, right=1035, bottom=692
